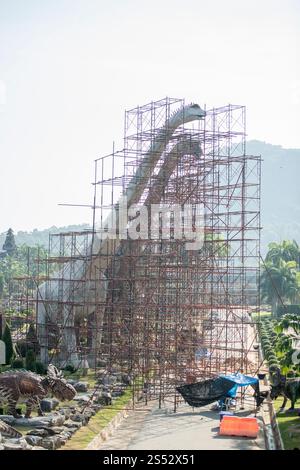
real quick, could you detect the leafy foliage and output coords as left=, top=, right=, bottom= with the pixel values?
left=25, top=349, right=36, bottom=372
left=2, top=228, right=17, bottom=256
left=260, top=240, right=300, bottom=316
left=1, top=323, right=14, bottom=364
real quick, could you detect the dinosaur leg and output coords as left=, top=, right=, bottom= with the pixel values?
left=7, top=393, right=20, bottom=419
left=37, top=399, right=45, bottom=417
left=288, top=392, right=296, bottom=411
left=280, top=395, right=288, bottom=411
left=25, top=396, right=40, bottom=418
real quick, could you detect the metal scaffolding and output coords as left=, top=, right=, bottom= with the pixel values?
left=12, top=97, right=261, bottom=409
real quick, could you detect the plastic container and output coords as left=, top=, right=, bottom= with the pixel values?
left=219, top=416, right=259, bottom=438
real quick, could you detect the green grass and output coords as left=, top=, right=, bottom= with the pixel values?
left=251, top=310, right=272, bottom=321
left=61, top=387, right=133, bottom=450
left=63, top=370, right=97, bottom=388
left=274, top=397, right=300, bottom=450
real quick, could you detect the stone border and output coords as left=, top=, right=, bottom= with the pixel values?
left=85, top=400, right=133, bottom=450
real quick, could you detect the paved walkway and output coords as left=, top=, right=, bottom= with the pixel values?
left=97, top=399, right=266, bottom=451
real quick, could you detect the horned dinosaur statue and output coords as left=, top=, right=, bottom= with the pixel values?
left=0, top=419, right=22, bottom=438
left=36, top=102, right=206, bottom=365
left=269, top=366, right=300, bottom=411
left=0, top=364, right=76, bottom=419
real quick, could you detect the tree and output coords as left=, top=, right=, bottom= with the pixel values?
left=2, top=323, right=14, bottom=364
left=26, top=323, right=40, bottom=354
left=260, top=259, right=299, bottom=316
left=266, top=240, right=300, bottom=267
left=25, top=349, right=36, bottom=372
left=2, top=228, right=17, bottom=257
left=274, top=315, right=300, bottom=374
left=275, top=314, right=300, bottom=336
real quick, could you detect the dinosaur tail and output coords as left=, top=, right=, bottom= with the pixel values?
left=0, top=419, right=22, bottom=438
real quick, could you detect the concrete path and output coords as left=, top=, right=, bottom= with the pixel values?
left=97, top=399, right=266, bottom=451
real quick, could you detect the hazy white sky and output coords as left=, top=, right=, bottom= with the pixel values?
left=0, top=0, right=299, bottom=232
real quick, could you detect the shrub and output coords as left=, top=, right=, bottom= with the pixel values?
left=25, top=349, right=36, bottom=372
left=11, top=358, right=24, bottom=369
left=26, top=324, right=40, bottom=354
left=16, top=340, right=29, bottom=358
left=277, top=305, right=300, bottom=316
left=1, top=324, right=14, bottom=364
left=64, top=364, right=76, bottom=374
left=35, top=361, right=46, bottom=375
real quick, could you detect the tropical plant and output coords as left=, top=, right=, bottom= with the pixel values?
left=2, top=228, right=17, bottom=257
left=266, top=240, right=300, bottom=267
left=260, top=259, right=299, bottom=316
left=11, top=357, right=24, bottom=369
left=25, top=349, right=36, bottom=372
left=1, top=323, right=14, bottom=364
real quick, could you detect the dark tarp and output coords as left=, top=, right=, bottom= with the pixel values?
left=176, top=376, right=236, bottom=407
left=220, top=373, right=263, bottom=408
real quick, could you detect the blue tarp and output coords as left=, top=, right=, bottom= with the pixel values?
left=220, top=372, right=259, bottom=398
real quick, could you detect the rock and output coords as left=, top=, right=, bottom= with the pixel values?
left=40, top=398, right=56, bottom=412
left=70, top=413, right=89, bottom=425
left=102, top=375, right=117, bottom=386
left=3, top=438, right=32, bottom=450
left=112, top=390, right=124, bottom=397
left=73, top=381, right=89, bottom=392
left=64, top=420, right=82, bottom=430
left=61, top=429, right=72, bottom=439
left=91, top=404, right=102, bottom=412
left=97, top=360, right=107, bottom=367
left=50, top=426, right=66, bottom=434
left=58, top=407, right=72, bottom=418
left=40, top=436, right=62, bottom=450
left=73, top=394, right=91, bottom=402
left=67, top=379, right=77, bottom=386
left=0, top=415, right=16, bottom=426
left=32, top=446, right=47, bottom=450
left=27, top=428, right=51, bottom=438
left=0, top=444, right=4, bottom=450
left=25, top=435, right=43, bottom=447
left=49, top=414, right=65, bottom=427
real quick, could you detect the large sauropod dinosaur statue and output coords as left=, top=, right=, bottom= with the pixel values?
left=37, top=103, right=206, bottom=365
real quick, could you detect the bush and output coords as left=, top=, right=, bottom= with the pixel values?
left=35, top=361, right=46, bottom=375
left=2, top=324, right=14, bottom=364
left=277, top=305, right=300, bottom=316
left=16, top=340, right=29, bottom=358
left=11, top=358, right=24, bottom=369
left=26, top=324, right=40, bottom=354
left=64, top=364, right=76, bottom=374
left=25, top=349, right=36, bottom=372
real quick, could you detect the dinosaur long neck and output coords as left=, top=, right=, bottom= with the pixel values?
left=93, top=104, right=201, bottom=252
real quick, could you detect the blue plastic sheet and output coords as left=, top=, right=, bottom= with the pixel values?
left=220, top=372, right=258, bottom=387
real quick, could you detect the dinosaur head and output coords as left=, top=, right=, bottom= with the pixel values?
left=169, top=103, right=206, bottom=128
left=185, top=103, right=206, bottom=121
left=47, top=364, right=76, bottom=401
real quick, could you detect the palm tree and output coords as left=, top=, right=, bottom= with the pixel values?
left=275, top=314, right=300, bottom=335
left=274, top=315, right=300, bottom=374
left=260, top=260, right=299, bottom=316
left=266, top=240, right=300, bottom=267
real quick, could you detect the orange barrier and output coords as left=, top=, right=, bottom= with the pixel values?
left=219, top=416, right=259, bottom=438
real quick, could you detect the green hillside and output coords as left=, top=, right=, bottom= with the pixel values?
left=0, top=224, right=91, bottom=249
left=0, top=141, right=299, bottom=255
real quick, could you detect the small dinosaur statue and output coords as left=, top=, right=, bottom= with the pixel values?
left=0, top=419, right=22, bottom=438
left=269, top=366, right=300, bottom=410
left=0, top=364, right=76, bottom=418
